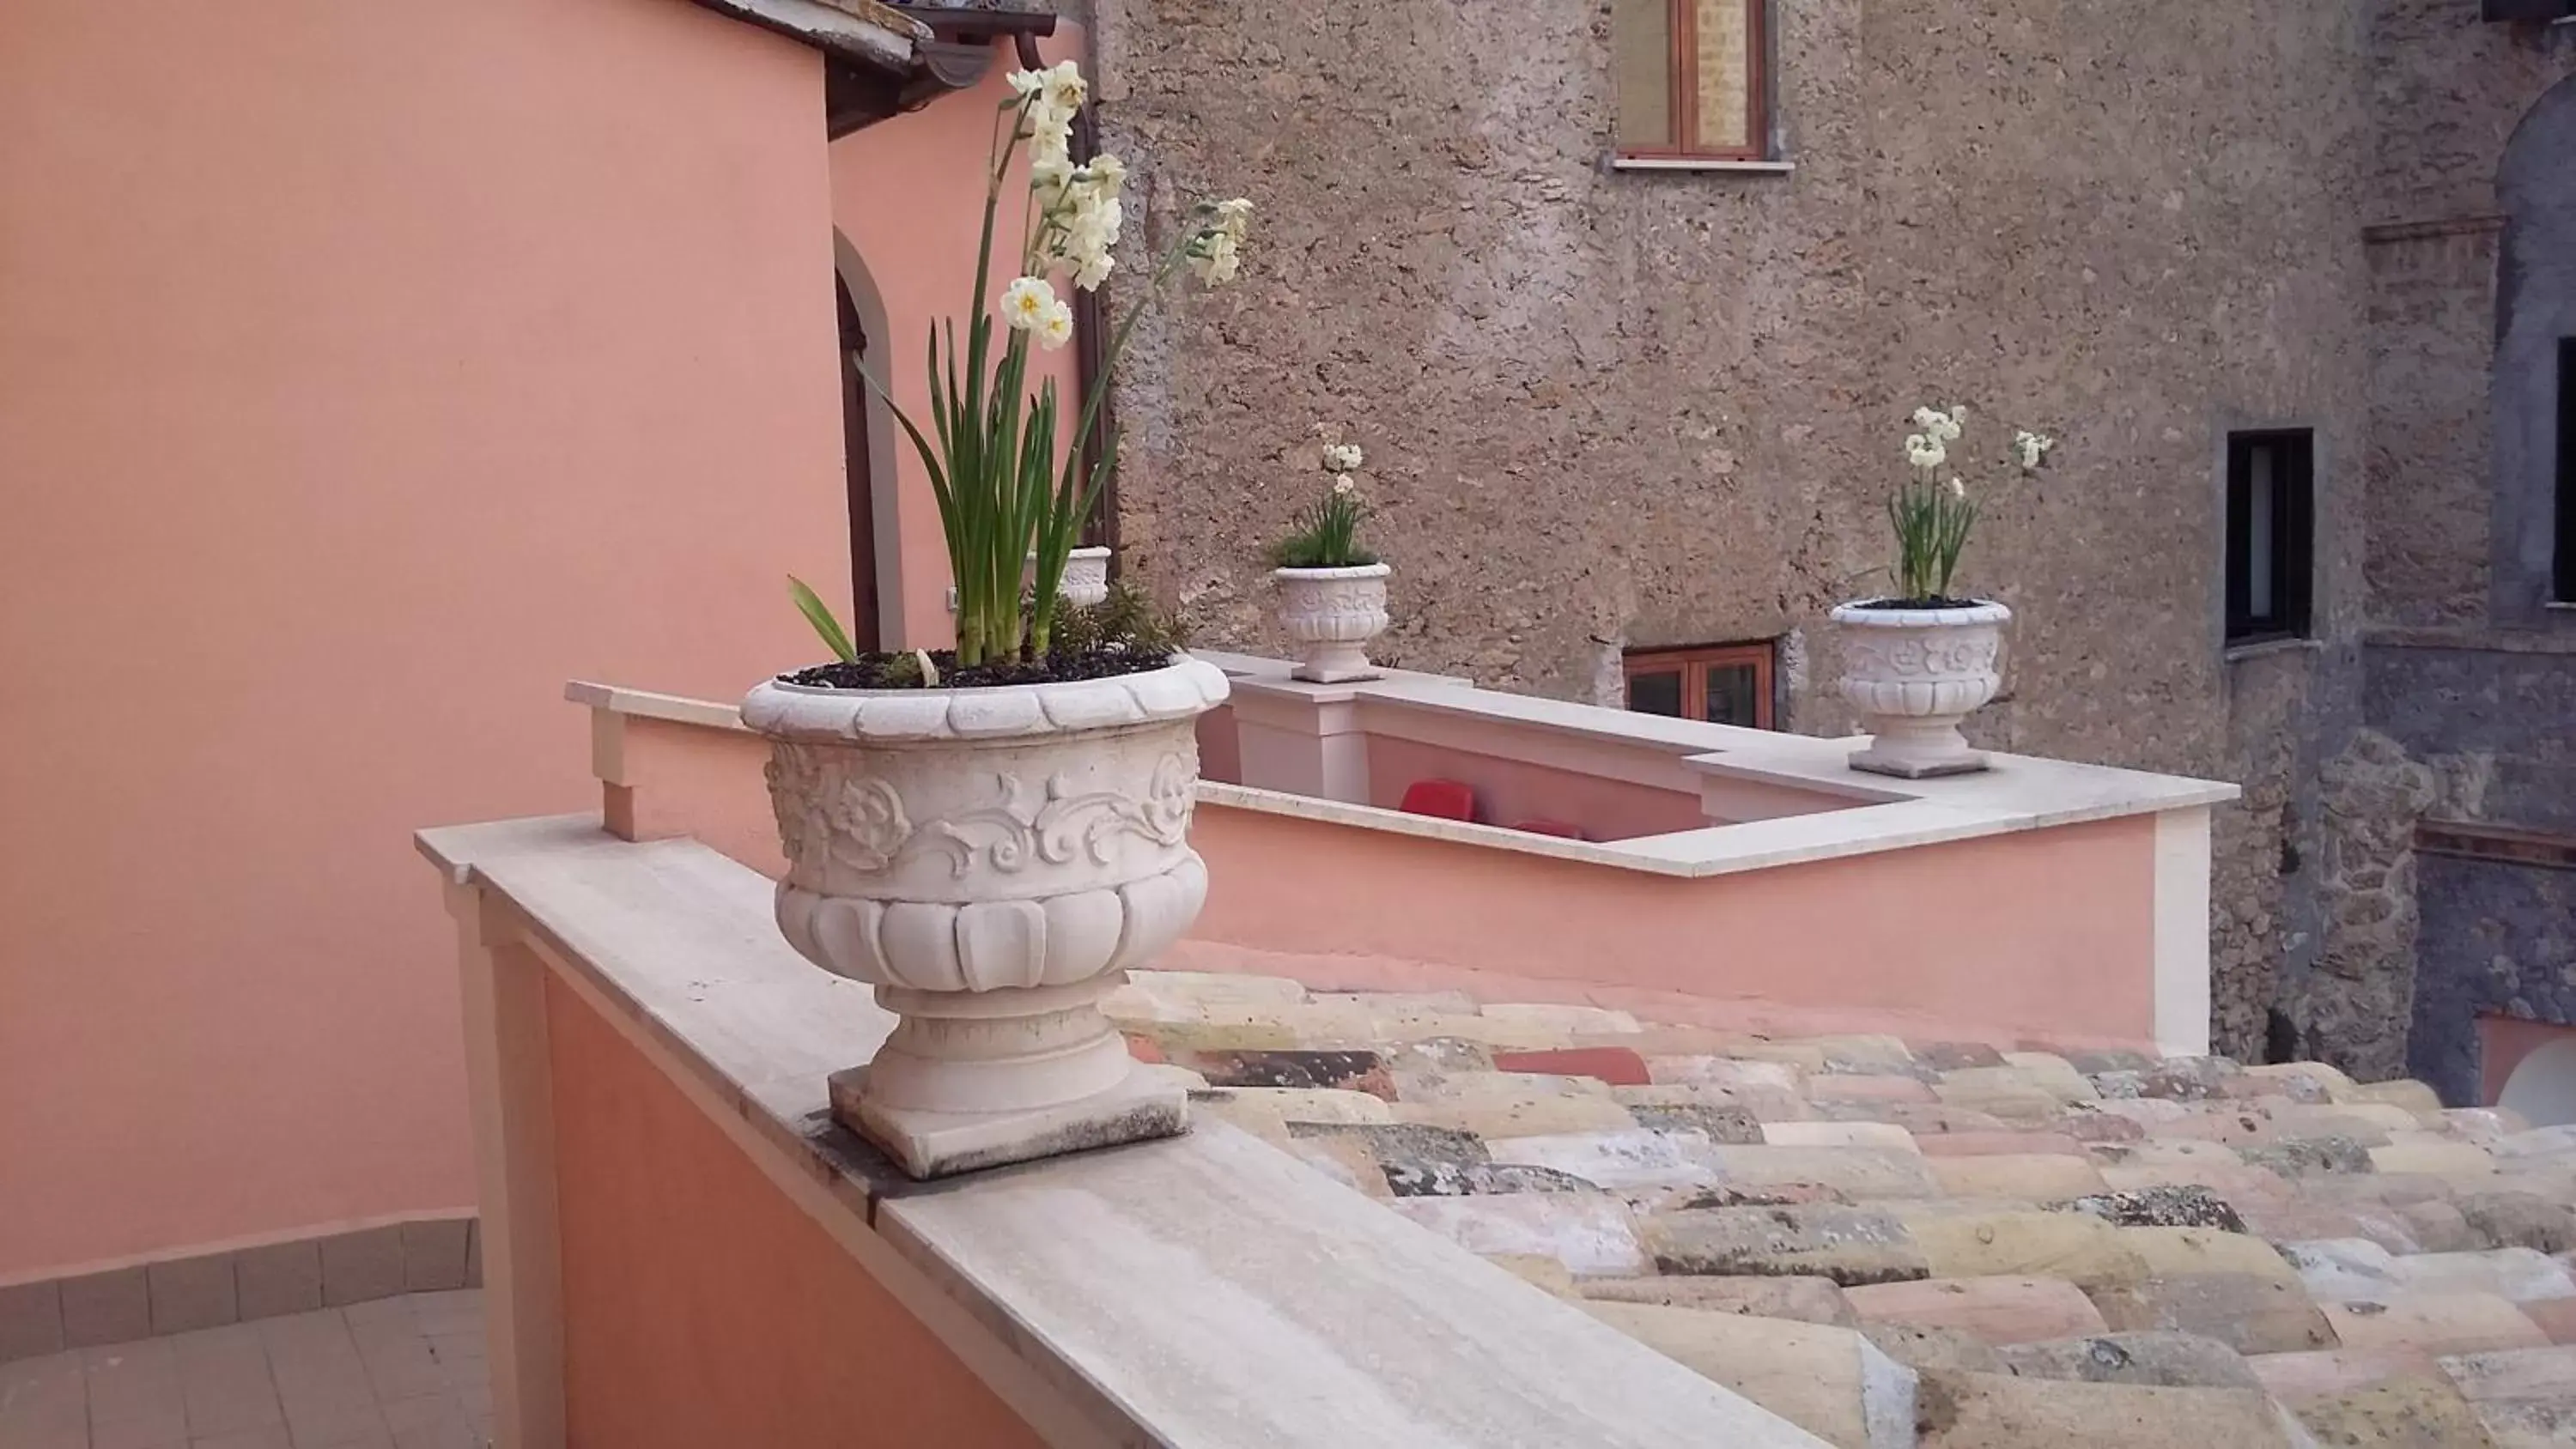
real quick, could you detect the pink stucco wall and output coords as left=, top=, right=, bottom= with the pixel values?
left=2482, top=1016, right=2576, bottom=1106
left=580, top=706, right=2167, bottom=1052
left=828, top=32, right=1087, bottom=649
left=0, top=0, right=878, bottom=1277
left=1362, top=735, right=1710, bottom=840
left=1184, top=803, right=2164, bottom=1051
left=548, top=973, right=1047, bottom=1449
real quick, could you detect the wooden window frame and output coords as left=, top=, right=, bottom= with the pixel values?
left=1618, top=0, right=1772, bottom=163
left=2224, top=429, right=2317, bottom=646
left=1622, top=641, right=1777, bottom=729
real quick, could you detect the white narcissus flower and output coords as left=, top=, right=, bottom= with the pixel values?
left=999, top=276, right=1056, bottom=331
left=1071, top=249, right=1114, bottom=291
left=1946, top=476, right=1967, bottom=499
left=1084, top=154, right=1127, bottom=197
left=1912, top=406, right=1947, bottom=432
left=2014, top=430, right=2056, bottom=470
left=1034, top=298, right=1075, bottom=350
left=1030, top=152, right=1074, bottom=205
left=1041, top=60, right=1086, bottom=119
left=1026, top=120, right=1071, bottom=171
left=1323, top=443, right=1364, bottom=472
left=1188, top=232, right=1242, bottom=285
left=1332, top=473, right=1356, bottom=495
left=1904, top=433, right=1947, bottom=470
left=1214, top=197, right=1254, bottom=239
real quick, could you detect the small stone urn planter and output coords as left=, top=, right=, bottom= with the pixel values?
left=1059, top=545, right=1112, bottom=608
left=741, top=656, right=1229, bottom=1178
left=1829, top=600, right=2012, bottom=778
left=1273, top=563, right=1390, bottom=683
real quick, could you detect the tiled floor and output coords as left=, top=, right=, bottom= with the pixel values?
left=0, top=1291, right=489, bottom=1449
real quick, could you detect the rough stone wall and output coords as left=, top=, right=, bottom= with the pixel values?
left=1087, top=0, right=2375, bottom=1058
left=2362, top=642, right=2576, bottom=1102
left=2290, top=9, right=2576, bottom=1086
left=2362, top=4, right=2575, bottom=628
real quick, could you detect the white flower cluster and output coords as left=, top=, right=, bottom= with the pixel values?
left=1323, top=442, right=1364, bottom=473
left=1011, top=61, right=1125, bottom=294
left=2013, top=429, right=2056, bottom=471
left=1190, top=197, right=1254, bottom=286
left=1903, top=404, right=1967, bottom=470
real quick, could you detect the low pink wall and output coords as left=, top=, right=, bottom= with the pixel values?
left=2481, top=1016, right=2576, bottom=1106
left=604, top=718, right=785, bottom=876
left=1184, top=803, right=2163, bottom=1050
left=1363, top=734, right=1709, bottom=840
left=548, top=973, right=1045, bottom=1448
left=584, top=707, right=2163, bottom=1051
left=0, top=1, right=994, bottom=1277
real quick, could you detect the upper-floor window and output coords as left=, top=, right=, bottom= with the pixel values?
left=2225, top=429, right=2316, bottom=645
left=1613, top=0, right=1771, bottom=162
left=2555, top=338, right=2574, bottom=603
left=1624, top=641, right=1776, bottom=728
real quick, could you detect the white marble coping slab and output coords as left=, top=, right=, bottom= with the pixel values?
left=413, top=816, right=1826, bottom=1448
left=565, top=679, right=749, bottom=732
left=568, top=663, right=2240, bottom=879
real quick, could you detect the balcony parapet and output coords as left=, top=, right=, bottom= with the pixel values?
left=417, top=816, right=1828, bottom=1447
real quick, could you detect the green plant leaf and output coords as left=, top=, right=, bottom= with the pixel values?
left=787, top=575, right=859, bottom=664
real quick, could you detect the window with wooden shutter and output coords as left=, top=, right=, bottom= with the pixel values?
left=1613, top=0, right=1771, bottom=161
left=1622, top=642, right=1777, bottom=729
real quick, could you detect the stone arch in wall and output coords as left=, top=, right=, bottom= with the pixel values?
left=2502, top=1039, right=2576, bottom=1128
left=2493, top=76, right=2576, bottom=622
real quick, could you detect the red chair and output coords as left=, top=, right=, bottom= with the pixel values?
left=1398, top=779, right=1478, bottom=822
left=1515, top=819, right=1587, bottom=840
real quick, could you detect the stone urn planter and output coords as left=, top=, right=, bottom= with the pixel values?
left=741, top=656, right=1229, bottom=1178
left=1829, top=600, right=2011, bottom=778
left=1058, top=545, right=1111, bottom=608
left=1274, top=562, right=1390, bottom=683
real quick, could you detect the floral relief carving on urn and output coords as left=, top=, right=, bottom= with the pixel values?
left=746, top=659, right=1228, bottom=1176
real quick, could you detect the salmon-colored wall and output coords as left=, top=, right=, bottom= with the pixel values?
left=603, top=718, right=786, bottom=876
left=1185, top=804, right=2164, bottom=1050
left=828, top=31, right=1087, bottom=649
left=545, top=973, right=1045, bottom=1449
left=2481, top=1016, right=2576, bottom=1106
left=1363, top=735, right=1710, bottom=840
left=0, top=0, right=854, bottom=1276
left=579, top=707, right=2164, bottom=1050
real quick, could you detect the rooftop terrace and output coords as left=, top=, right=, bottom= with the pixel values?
left=415, top=802, right=2576, bottom=1447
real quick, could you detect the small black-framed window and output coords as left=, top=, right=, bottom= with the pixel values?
left=2554, top=338, right=2574, bottom=604
left=2225, top=429, right=2315, bottom=645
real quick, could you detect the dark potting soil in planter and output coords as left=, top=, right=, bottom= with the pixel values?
left=1851, top=596, right=1986, bottom=611
left=782, top=646, right=1176, bottom=691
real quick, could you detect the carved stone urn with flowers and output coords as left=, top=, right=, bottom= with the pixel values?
left=1271, top=438, right=1389, bottom=682
left=744, top=58, right=1254, bottom=1179
left=1830, top=405, right=2054, bottom=778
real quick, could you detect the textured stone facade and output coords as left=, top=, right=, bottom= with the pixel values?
left=1080, top=2, right=2575, bottom=1075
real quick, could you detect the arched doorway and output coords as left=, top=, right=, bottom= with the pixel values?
left=834, top=272, right=881, bottom=653
left=2494, top=76, right=2576, bottom=621
left=832, top=232, right=904, bottom=651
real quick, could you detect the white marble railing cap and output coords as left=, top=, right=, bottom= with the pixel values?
left=415, top=818, right=1828, bottom=1447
